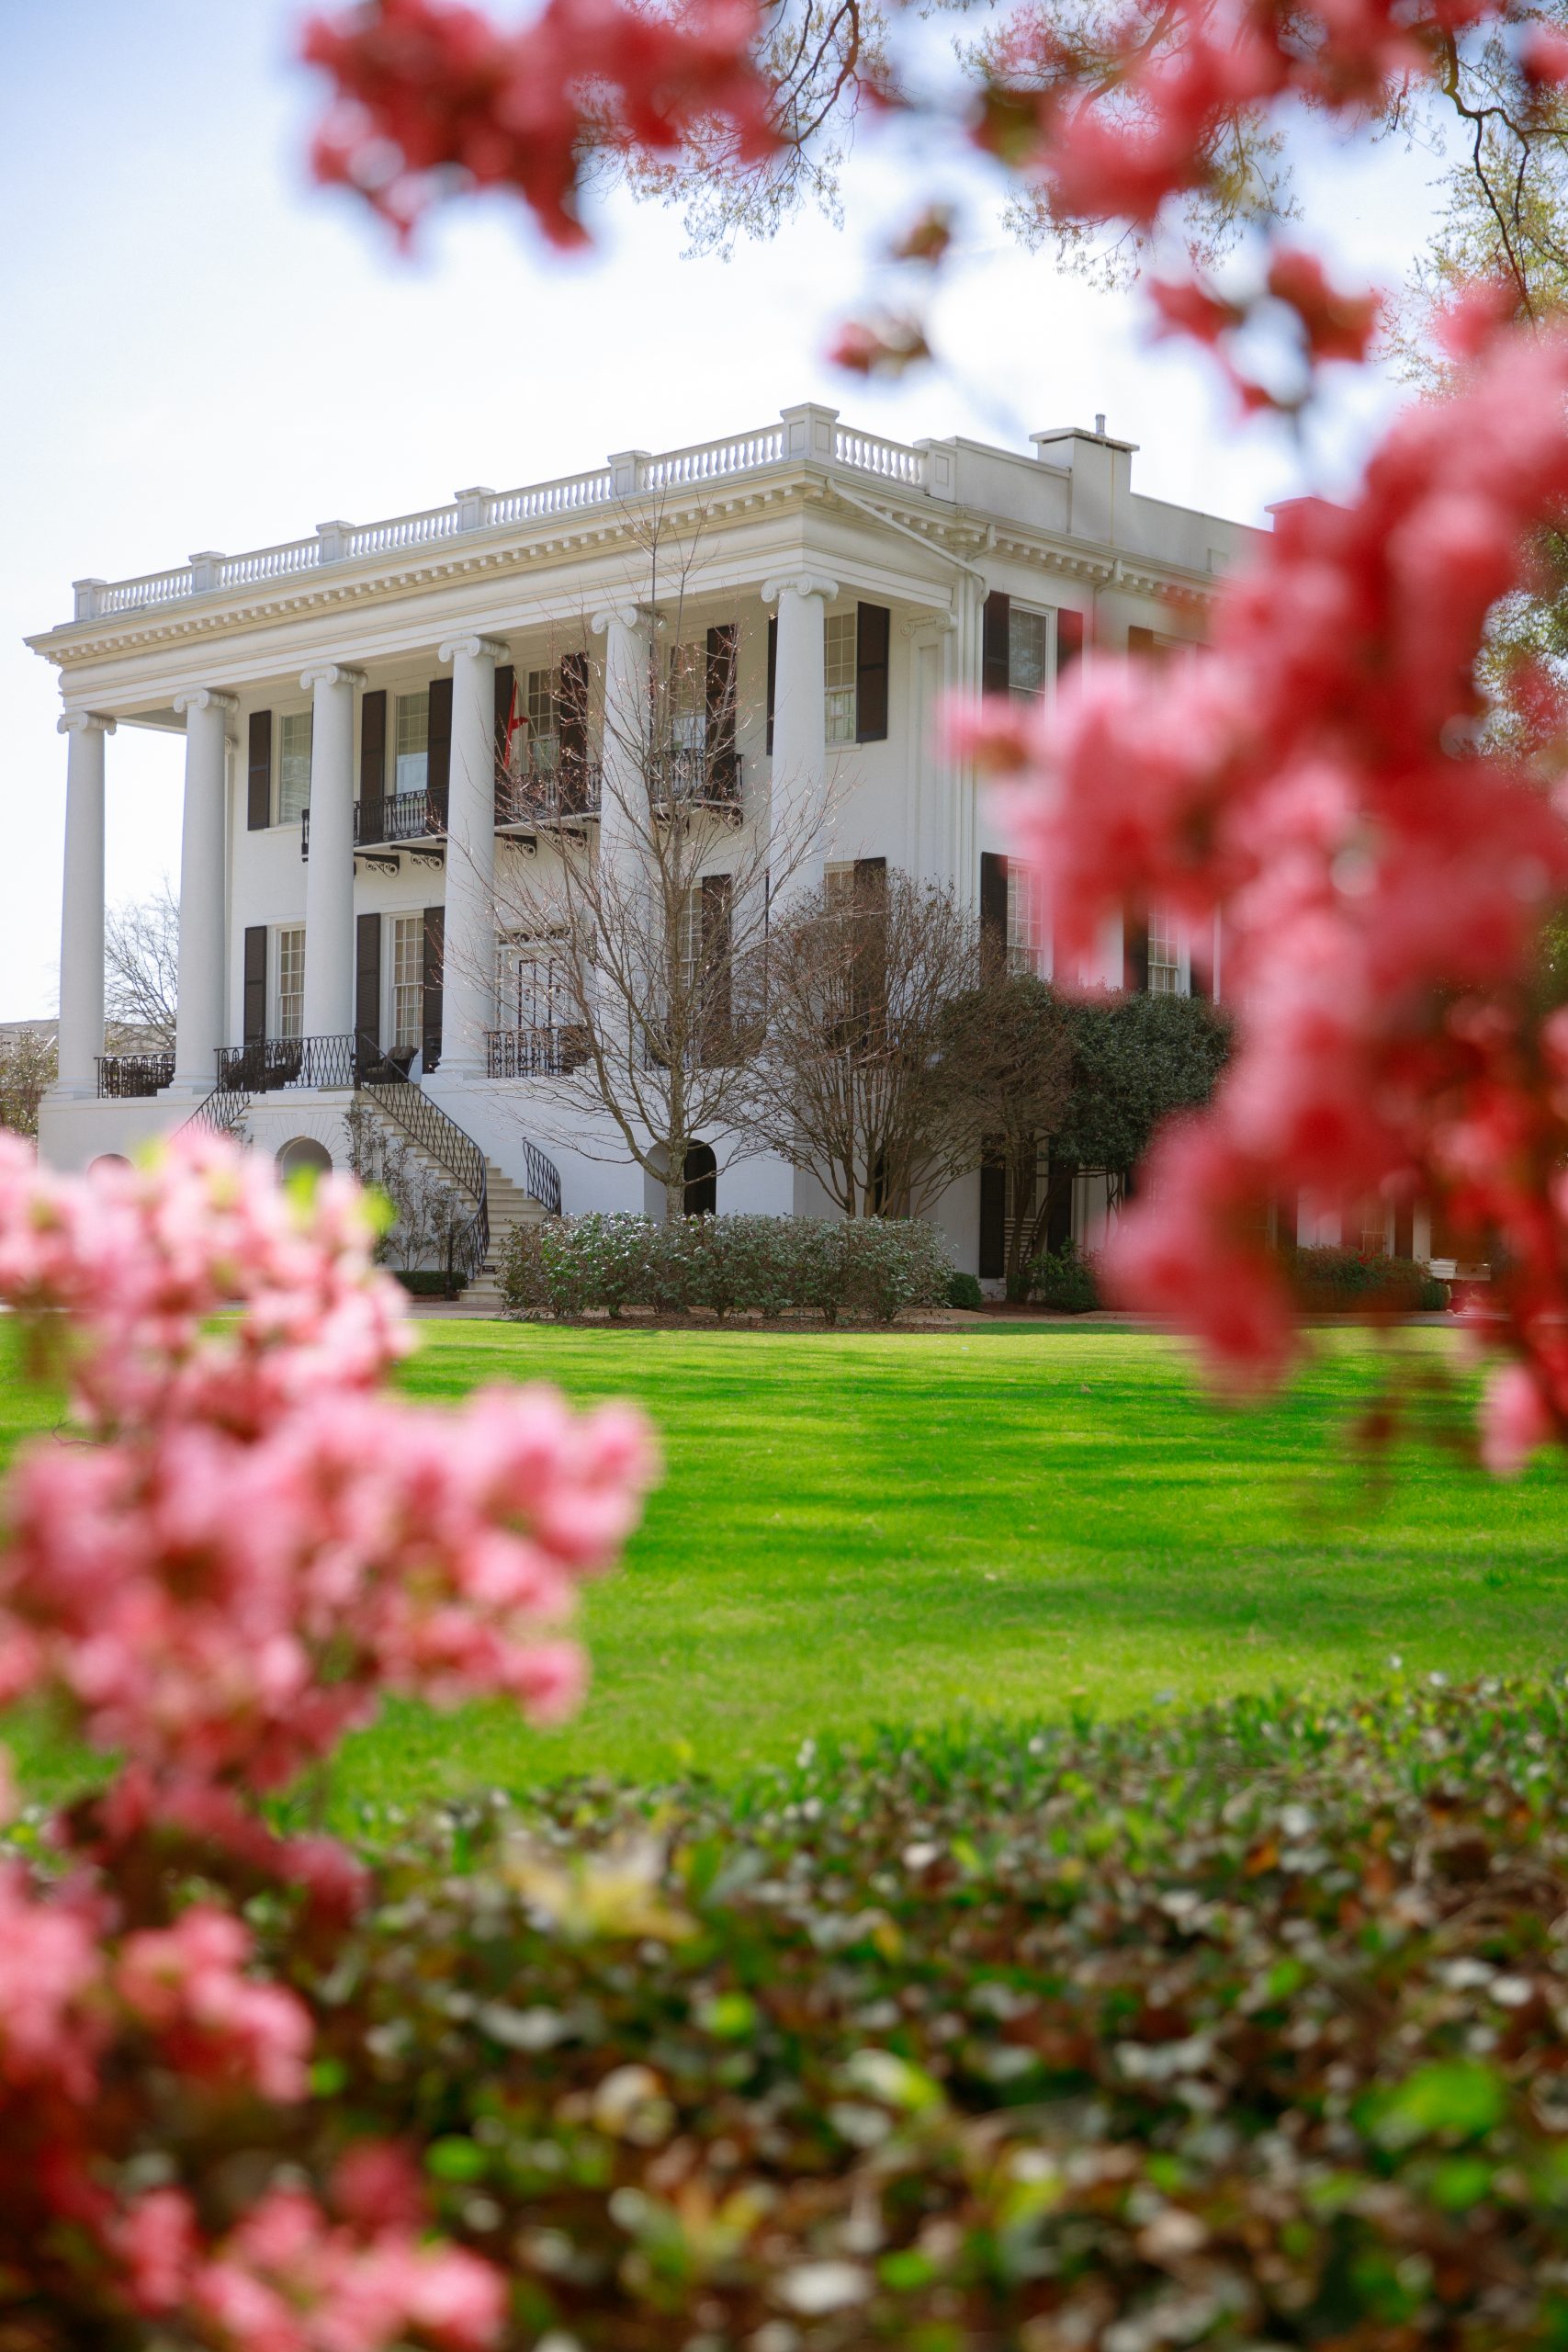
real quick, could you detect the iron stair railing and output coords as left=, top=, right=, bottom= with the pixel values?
left=354, top=1035, right=491, bottom=1283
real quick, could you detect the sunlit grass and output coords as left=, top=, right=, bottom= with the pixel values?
left=4, top=1318, right=1562, bottom=1804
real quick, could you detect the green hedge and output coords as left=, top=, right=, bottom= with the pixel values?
left=268, top=1679, right=1568, bottom=2347
left=497, top=1212, right=954, bottom=1323
left=1289, top=1246, right=1452, bottom=1313
left=393, top=1267, right=469, bottom=1298
left=1028, top=1236, right=1100, bottom=1312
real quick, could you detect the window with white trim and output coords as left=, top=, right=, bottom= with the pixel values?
left=277, top=713, right=312, bottom=824
left=1146, top=907, right=1181, bottom=995
left=276, top=926, right=305, bottom=1039
left=390, top=913, right=424, bottom=1051
left=824, top=612, right=856, bottom=745
left=1008, top=607, right=1048, bottom=702
left=394, top=692, right=429, bottom=794
left=670, top=643, right=706, bottom=750
left=526, top=669, right=558, bottom=772
left=1006, top=865, right=1046, bottom=976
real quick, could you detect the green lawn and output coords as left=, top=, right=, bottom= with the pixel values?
left=5, top=1320, right=1566, bottom=1804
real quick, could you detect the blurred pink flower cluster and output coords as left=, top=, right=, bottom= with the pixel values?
left=0, top=1133, right=657, bottom=2345
left=954, top=311, right=1568, bottom=1466
left=301, top=0, right=779, bottom=248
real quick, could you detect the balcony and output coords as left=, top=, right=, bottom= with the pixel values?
left=97, top=1050, right=175, bottom=1098
left=649, top=744, right=741, bottom=814
left=216, top=1033, right=360, bottom=1091
left=301, top=790, right=447, bottom=861
left=486, top=1024, right=592, bottom=1078
left=495, top=758, right=602, bottom=833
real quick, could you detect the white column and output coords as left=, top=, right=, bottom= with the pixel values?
left=762, top=572, right=837, bottom=909
left=55, top=712, right=115, bottom=1094
left=591, top=604, right=652, bottom=875
left=170, top=689, right=236, bottom=1090
left=300, top=663, right=364, bottom=1042
left=437, top=633, right=507, bottom=1078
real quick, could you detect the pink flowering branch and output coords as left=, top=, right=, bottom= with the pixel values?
left=953, top=307, right=1568, bottom=1463
left=0, top=1134, right=657, bottom=2343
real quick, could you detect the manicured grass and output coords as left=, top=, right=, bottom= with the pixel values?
left=5, top=1320, right=1565, bottom=1802
left=344, top=1319, right=1568, bottom=1798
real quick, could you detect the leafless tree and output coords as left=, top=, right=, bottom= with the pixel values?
left=105, top=880, right=179, bottom=1048
left=479, top=517, right=829, bottom=1223
left=742, top=867, right=983, bottom=1217
left=0, top=1026, right=57, bottom=1139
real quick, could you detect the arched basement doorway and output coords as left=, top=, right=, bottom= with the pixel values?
left=682, top=1142, right=717, bottom=1216
left=276, top=1136, right=333, bottom=1182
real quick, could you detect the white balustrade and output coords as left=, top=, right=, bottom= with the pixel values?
left=218, top=539, right=320, bottom=590
left=71, top=414, right=930, bottom=621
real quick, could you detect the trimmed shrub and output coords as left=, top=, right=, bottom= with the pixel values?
left=1029, top=1236, right=1100, bottom=1312
left=1420, top=1271, right=1453, bottom=1310
left=842, top=1216, right=954, bottom=1322
left=264, top=1679, right=1568, bottom=2351
left=393, top=1266, right=469, bottom=1297
left=500, top=1213, right=954, bottom=1322
left=1290, top=1246, right=1446, bottom=1314
left=947, top=1270, right=984, bottom=1309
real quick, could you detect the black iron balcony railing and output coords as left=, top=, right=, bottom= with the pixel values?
left=302, top=791, right=449, bottom=860
left=495, top=758, right=603, bottom=830
left=485, top=1024, right=593, bottom=1079
left=216, top=1033, right=359, bottom=1092
left=649, top=744, right=741, bottom=810
left=96, top=1050, right=175, bottom=1099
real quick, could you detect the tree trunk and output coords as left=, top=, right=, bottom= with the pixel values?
left=665, top=1160, right=688, bottom=1225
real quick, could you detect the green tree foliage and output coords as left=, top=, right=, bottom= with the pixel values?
left=1054, top=989, right=1232, bottom=1176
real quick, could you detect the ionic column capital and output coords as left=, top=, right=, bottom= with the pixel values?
left=299, top=663, right=367, bottom=693
left=438, top=633, right=509, bottom=664
left=173, top=688, right=239, bottom=717
left=591, top=604, right=649, bottom=638
left=58, top=710, right=116, bottom=737
left=762, top=572, right=839, bottom=607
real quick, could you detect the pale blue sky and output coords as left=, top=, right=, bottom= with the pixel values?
left=1, top=0, right=1444, bottom=1015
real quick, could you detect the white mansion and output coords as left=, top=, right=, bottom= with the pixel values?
left=28, top=402, right=1259, bottom=1282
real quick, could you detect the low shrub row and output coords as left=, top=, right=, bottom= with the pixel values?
left=268, top=1678, right=1568, bottom=2348
left=1289, top=1245, right=1452, bottom=1313
left=498, top=1211, right=955, bottom=1323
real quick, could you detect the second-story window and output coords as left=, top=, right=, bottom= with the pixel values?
left=395, top=692, right=429, bottom=794
left=390, top=913, right=424, bottom=1050
left=276, top=926, right=305, bottom=1039
left=526, top=670, right=558, bottom=772
left=1009, top=608, right=1048, bottom=701
left=277, top=712, right=312, bottom=824
left=670, top=643, right=705, bottom=751
left=824, top=612, right=857, bottom=745
left=1006, top=864, right=1046, bottom=976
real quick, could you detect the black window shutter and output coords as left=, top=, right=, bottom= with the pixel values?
left=980, top=850, right=1009, bottom=972
left=492, top=663, right=514, bottom=820
left=359, top=689, right=386, bottom=805
left=1044, top=1159, right=1074, bottom=1255
left=355, top=910, right=381, bottom=1057
left=706, top=625, right=738, bottom=779
left=427, top=676, right=453, bottom=826
left=558, top=652, right=590, bottom=811
left=247, top=710, right=272, bottom=831
left=1125, top=922, right=1150, bottom=992
left=701, top=872, right=733, bottom=1062
left=765, top=614, right=777, bottom=753
left=978, top=1151, right=1006, bottom=1280
left=1055, top=608, right=1085, bottom=675
left=243, top=926, right=267, bottom=1042
left=423, top=905, right=445, bottom=1072
left=854, top=603, right=890, bottom=742
left=982, top=591, right=1010, bottom=697
left=852, top=855, right=886, bottom=905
